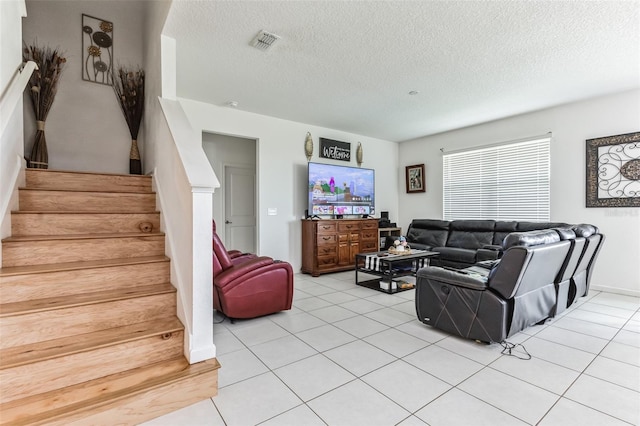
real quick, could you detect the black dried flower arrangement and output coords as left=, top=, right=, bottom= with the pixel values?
left=112, top=67, right=145, bottom=174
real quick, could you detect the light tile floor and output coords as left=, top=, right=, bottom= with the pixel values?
left=143, top=272, right=640, bottom=426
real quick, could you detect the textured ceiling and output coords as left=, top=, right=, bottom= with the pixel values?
left=164, top=0, right=640, bottom=142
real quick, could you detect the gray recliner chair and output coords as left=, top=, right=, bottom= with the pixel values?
left=415, top=229, right=571, bottom=343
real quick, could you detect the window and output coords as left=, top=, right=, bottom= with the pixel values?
left=443, top=135, right=550, bottom=221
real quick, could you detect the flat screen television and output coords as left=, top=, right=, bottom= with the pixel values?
left=308, top=162, right=375, bottom=217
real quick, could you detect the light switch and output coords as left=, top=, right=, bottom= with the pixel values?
left=267, top=208, right=277, bottom=216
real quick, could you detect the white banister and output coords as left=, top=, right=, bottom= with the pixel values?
left=154, top=97, right=219, bottom=363
left=0, top=61, right=37, bottom=140
left=1, top=0, right=29, bottom=266
left=158, top=97, right=218, bottom=191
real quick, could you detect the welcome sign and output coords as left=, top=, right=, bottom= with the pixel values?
left=319, top=138, right=351, bottom=162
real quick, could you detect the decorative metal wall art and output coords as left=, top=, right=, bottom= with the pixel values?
left=319, top=137, right=350, bottom=162
left=304, top=132, right=313, bottom=162
left=406, top=164, right=426, bottom=193
left=82, top=14, right=113, bottom=85
left=586, top=131, right=640, bottom=207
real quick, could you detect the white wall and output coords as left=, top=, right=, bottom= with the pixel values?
left=180, top=98, right=399, bottom=271
left=0, top=1, right=24, bottom=91
left=22, top=0, right=147, bottom=174
left=202, top=132, right=256, bottom=247
left=142, top=0, right=171, bottom=174
left=399, top=90, right=640, bottom=295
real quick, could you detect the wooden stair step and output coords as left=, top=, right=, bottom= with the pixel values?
left=0, top=256, right=170, bottom=304
left=25, top=169, right=152, bottom=193
left=1, top=286, right=177, bottom=349
left=0, top=357, right=189, bottom=423
left=1, top=317, right=184, bottom=369
left=0, top=357, right=220, bottom=426
left=2, top=231, right=164, bottom=242
left=11, top=211, right=161, bottom=236
left=0, top=168, right=220, bottom=422
left=0, top=255, right=169, bottom=277
left=1, top=233, right=165, bottom=267
left=0, top=282, right=176, bottom=317
left=0, top=319, right=185, bottom=404
left=19, top=189, right=156, bottom=212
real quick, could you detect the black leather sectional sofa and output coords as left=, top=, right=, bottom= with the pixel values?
left=413, top=222, right=604, bottom=343
left=405, top=219, right=571, bottom=268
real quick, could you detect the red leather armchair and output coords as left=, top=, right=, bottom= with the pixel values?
left=212, top=220, right=256, bottom=265
left=213, top=225, right=293, bottom=319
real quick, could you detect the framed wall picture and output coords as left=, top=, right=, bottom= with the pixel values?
left=406, top=164, right=426, bottom=193
left=586, top=131, right=640, bottom=207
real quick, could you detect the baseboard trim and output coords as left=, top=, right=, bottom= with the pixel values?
left=188, top=344, right=217, bottom=364
left=591, top=285, right=640, bottom=298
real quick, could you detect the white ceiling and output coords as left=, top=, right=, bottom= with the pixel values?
left=164, top=0, right=640, bottom=142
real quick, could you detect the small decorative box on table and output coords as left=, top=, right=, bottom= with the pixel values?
left=355, top=249, right=440, bottom=294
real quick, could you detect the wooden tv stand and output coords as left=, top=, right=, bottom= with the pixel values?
left=301, top=218, right=379, bottom=277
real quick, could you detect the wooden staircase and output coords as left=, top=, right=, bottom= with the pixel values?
left=0, top=169, right=220, bottom=425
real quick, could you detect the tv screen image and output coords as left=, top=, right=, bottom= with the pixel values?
left=308, top=162, right=375, bottom=217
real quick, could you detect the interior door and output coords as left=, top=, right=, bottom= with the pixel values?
left=224, top=165, right=256, bottom=253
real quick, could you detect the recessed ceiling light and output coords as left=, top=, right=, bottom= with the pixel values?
left=227, top=101, right=239, bottom=108
left=409, top=91, right=419, bottom=96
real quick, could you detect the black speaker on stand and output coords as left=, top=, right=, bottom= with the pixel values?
left=379, top=211, right=391, bottom=228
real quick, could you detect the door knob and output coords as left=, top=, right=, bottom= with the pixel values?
left=225, top=220, right=232, bottom=224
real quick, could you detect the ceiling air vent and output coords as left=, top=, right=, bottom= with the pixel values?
left=250, top=30, right=280, bottom=52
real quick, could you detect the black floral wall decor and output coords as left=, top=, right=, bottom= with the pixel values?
left=82, top=14, right=113, bottom=85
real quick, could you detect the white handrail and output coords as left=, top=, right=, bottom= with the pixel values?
left=155, top=97, right=219, bottom=363
left=0, top=61, right=37, bottom=140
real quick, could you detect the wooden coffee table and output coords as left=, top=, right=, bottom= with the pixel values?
left=355, top=249, right=440, bottom=294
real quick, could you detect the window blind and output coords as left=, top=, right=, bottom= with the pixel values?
left=443, top=136, right=550, bottom=221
